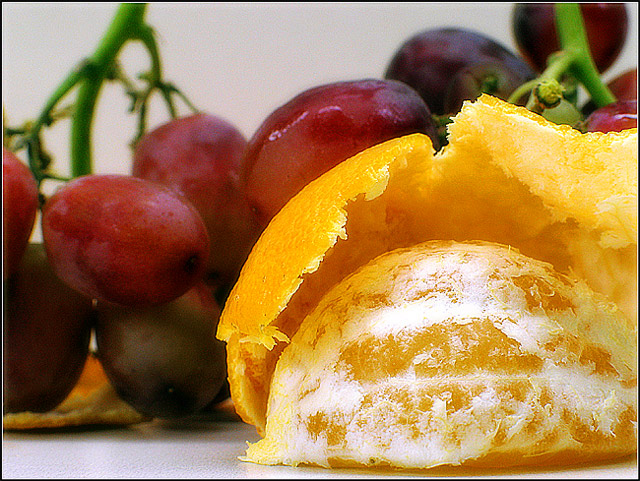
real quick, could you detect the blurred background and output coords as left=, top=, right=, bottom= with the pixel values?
left=3, top=2, right=638, bottom=179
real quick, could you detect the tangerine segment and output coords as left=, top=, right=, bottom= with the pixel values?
left=217, top=95, right=637, bottom=433
left=246, top=241, right=637, bottom=469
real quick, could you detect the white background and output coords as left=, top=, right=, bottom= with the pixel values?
left=2, top=3, right=638, bottom=479
left=3, top=2, right=638, bottom=179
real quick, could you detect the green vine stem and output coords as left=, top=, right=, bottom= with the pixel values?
left=12, top=3, right=197, bottom=186
left=70, top=4, right=148, bottom=177
left=24, top=65, right=87, bottom=183
left=508, top=3, right=616, bottom=111
left=554, top=3, right=616, bottom=107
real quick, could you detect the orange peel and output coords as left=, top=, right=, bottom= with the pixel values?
left=216, top=94, right=637, bottom=467
left=3, top=354, right=147, bottom=430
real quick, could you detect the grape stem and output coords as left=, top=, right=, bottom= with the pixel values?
left=508, top=3, right=616, bottom=111
left=11, top=3, right=197, bottom=185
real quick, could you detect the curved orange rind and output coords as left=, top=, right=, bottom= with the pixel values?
left=216, top=95, right=637, bottom=467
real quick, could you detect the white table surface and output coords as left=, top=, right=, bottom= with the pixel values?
left=3, top=411, right=638, bottom=479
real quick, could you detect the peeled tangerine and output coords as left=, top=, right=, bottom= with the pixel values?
left=217, top=95, right=637, bottom=469
left=247, top=241, right=636, bottom=468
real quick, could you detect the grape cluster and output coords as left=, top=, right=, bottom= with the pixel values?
left=384, top=27, right=536, bottom=116
left=512, top=3, right=628, bottom=74
left=3, top=4, right=636, bottom=421
left=242, top=79, right=440, bottom=227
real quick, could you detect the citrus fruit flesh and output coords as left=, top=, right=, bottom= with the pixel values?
left=216, top=95, right=637, bottom=466
left=246, top=241, right=637, bottom=468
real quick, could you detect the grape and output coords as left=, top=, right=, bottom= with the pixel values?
left=3, top=148, right=39, bottom=280
left=3, top=243, right=94, bottom=414
left=41, top=174, right=210, bottom=307
left=132, top=113, right=261, bottom=286
left=582, top=100, right=637, bottom=133
left=241, top=79, right=440, bottom=226
left=209, top=379, right=230, bottom=405
left=94, top=284, right=227, bottom=419
left=512, top=3, right=628, bottom=74
left=384, top=28, right=535, bottom=115
left=607, top=68, right=638, bottom=102
left=582, top=68, right=637, bottom=116
left=443, top=60, right=531, bottom=114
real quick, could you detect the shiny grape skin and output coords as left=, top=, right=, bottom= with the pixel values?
left=41, top=174, right=210, bottom=307
left=607, top=68, right=638, bottom=102
left=582, top=100, right=637, bottom=133
left=512, top=3, right=628, bottom=74
left=132, top=113, right=261, bottom=286
left=443, top=60, right=531, bottom=114
left=384, top=28, right=535, bottom=115
left=94, top=284, right=227, bottom=419
left=3, top=244, right=94, bottom=414
left=241, top=79, right=440, bottom=227
left=3, top=148, right=39, bottom=281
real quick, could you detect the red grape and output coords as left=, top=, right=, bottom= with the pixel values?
left=3, top=243, right=94, bottom=414
left=443, top=60, right=530, bottom=114
left=384, top=28, right=535, bottom=115
left=582, top=68, right=637, bottom=115
left=41, top=174, right=210, bottom=307
left=3, top=148, right=39, bottom=280
left=512, top=3, right=628, bottom=74
left=132, top=113, right=261, bottom=286
left=582, top=100, right=637, bottom=133
left=607, top=68, right=637, bottom=102
left=241, top=79, right=440, bottom=226
left=94, top=283, right=227, bottom=418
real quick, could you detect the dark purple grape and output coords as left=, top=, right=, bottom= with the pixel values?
left=41, top=174, right=210, bottom=307
left=209, top=379, right=230, bottom=405
left=512, top=3, right=628, bottom=74
left=3, top=243, right=94, bottom=414
left=443, top=60, right=530, bottom=114
left=132, top=113, right=261, bottom=286
left=241, top=79, right=439, bottom=226
left=384, top=28, right=535, bottom=115
left=94, top=284, right=227, bottom=419
left=3, top=148, right=39, bottom=281
left=582, top=100, right=637, bottom=133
